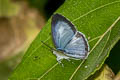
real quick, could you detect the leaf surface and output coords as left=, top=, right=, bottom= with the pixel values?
left=9, top=0, right=120, bottom=80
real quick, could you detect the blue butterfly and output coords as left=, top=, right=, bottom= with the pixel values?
left=51, top=13, right=90, bottom=61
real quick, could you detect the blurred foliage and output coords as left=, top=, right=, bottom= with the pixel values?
left=28, top=0, right=65, bottom=19
left=88, top=64, right=115, bottom=80
left=105, top=40, right=120, bottom=74
left=0, top=0, right=20, bottom=17
left=44, top=0, right=65, bottom=18
left=114, top=71, right=120, bottom=80
left=28, top=0, right=48, bottom=12
left=89, top=65, right=120, bottom=80
left=0, top=0, right=46, bottom=80
left=0, top=52, right=23, bottom=80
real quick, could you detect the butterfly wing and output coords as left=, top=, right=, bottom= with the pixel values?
left=64, top=31, right=89, bottom=59
left=51, top=14, right=76, bottom=50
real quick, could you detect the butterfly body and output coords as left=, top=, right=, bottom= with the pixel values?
left=51, top=13, right=89, bottom=61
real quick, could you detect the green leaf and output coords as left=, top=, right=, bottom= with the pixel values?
left=9, top=0, right=120, bottom=80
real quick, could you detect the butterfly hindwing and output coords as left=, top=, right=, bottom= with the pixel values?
left=64, top=31, right=89, bottom=59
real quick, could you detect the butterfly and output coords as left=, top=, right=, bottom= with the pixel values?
left=51, top=13, right=90, bottom=62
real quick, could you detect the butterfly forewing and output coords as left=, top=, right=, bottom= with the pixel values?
left=52, top=14, right=76, bottom=50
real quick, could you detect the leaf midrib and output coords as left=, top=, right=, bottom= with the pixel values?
left=35, top=36, right=101, bottom=80
left=69, top=17, right=120, bottom=80
left=72, top=0, right=120, bottom=22
left=69, top=30, right=111, bottom=80
left=84, top=30, right=111, bottom=80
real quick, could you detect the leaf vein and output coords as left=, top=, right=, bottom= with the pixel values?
left=72, top=0, right=120, bottom=22
left=37, top=35, right=103, bottom=80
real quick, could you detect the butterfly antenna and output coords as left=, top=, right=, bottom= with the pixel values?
left=41, top=41, right=56, bottom=51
